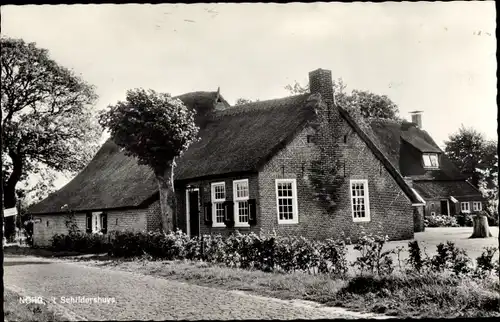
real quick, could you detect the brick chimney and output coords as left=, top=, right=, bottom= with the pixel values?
left=409, top=111, right=423, bottom=129
left=308, top=69, right=334, bottom=103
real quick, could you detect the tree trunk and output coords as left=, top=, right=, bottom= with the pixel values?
left=4, top=150, right=23, bottom=208
left=156, top=161, right=176, bottom=233
left=470, top=214, right=493, bottom=238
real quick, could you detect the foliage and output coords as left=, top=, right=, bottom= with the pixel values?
left=351, top=234, right=395, bottom=276
left=98, top=89, right=199, bottom=175
left=234, top=98, right=258, bottom=105
left=284, top=78, right=400, bottom=120
left=444, top=126, right=497, bottom=189
left=430, top=241, right=472, bottom=276
left=406, top=241, right=428, bottom=273
left=61, top=204, right=81, bottom=235
left=473, top=247, right=499, bottom=279
left=50, top=232, right=109, bottom=254
left=456, top=212, right=474, bottom=227
left=1, top=37, right=101, bottom=209
left=99, top=88, right=199, bottom=232
left=424, top=214, right=460, bottom=227
left=477, top=154, right=499, bottom=223
left=106, top=229, right=348, bottom=276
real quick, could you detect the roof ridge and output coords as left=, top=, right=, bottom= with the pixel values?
left=212, top=93, right=311, bottom=117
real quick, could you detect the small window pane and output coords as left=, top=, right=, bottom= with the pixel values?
left=430, top=154, right=439, bottom=167
left=423, top=155, right=432, bottom=167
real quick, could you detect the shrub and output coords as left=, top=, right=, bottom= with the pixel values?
left=474, top=247, right=499, bottom=278
left=425, top=214, right=460, bottom=227
left=50, top=232, right=109, bottom=253
left=406, top=241, right=431, bottom=273
left=456, top=212, right=473, bottom=227
left=351, top=234, right=395, bottom=276
left=318, top=238, right=348, bottom=276
left=430, top=241, right=471, bottom=276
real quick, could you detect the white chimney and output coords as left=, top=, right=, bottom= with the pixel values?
left=409, top=111, right=423, bottom=128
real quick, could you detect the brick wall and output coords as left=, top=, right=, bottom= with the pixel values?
left=258, top=114, right=414, bottom=242
left=32, top=207, right=151, bottom=247
left=146, top=200, right=162, bottom=231
left=32, top=213, right=86, bottom=247
left=176, top=174, right=261, bottom=237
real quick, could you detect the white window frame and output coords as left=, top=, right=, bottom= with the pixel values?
left=233, top=179, right=250, bottom=227
left=211, top=182, right=226, bottom=227
left=350, top=179, right=371, bottom=222
left=472, top=201, right=482, bottom=212
left=460, top=202, right=470, bottom=213
left=92, top=212, right=102, bottom=233
left=275, top=179, right=299, bottom=224
left=422, top=153, right=439, bottom=169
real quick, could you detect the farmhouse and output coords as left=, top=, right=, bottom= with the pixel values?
left=28, top=68, right=483, bottom=246
left=369, top=117, right=485, bottom=220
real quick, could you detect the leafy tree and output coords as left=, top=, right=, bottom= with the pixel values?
left=99, top=89, right=199, bottom=232
left=284, top=78, right=400, bottom=120
left=1, top=37, right=101, bottom=208
left=234, top=98, right=254, bottom=105
left=444, top=126, right=497, bottom=188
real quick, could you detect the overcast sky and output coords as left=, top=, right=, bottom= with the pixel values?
left=2, top=2, right=497, bottom=166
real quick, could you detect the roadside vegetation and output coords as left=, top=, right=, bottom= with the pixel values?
left=6, top=228, right=498, bottom=318
left=3, top=288, right=65, bottom=322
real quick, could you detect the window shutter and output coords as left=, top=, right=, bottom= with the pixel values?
left=248, top=199, right=257, bottom=225
left=204, top=202, right=213, bottom=225
left=101, top=213, right=108, bottom=234
left=86, top=212, right=92, bottom=233
left=223, top=201, right=234, bottom=227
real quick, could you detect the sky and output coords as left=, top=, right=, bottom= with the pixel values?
left=1, top=2, right=497, bottom=190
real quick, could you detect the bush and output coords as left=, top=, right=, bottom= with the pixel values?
left=351, top=234, right=395, bottom=276
left=105, top=229, right=349, bottom=276
left=50, top=232, right=109, bottom=253
left=456, top=213, right=473, bottom=227
left=425, top=214, right=460, bottom=227
left=406, top=241, right=430, bottom=273
left=474, top=247, right=500, bottom=278
left=430, top=241, right=471, bottom=276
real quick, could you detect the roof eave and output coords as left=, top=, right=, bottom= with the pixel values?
left=337, top=106, right=420, bottom=204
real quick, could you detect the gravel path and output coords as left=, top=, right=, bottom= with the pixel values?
left=4, top=255, right=388, bottom=321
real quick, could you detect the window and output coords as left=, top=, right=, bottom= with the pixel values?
left=473, top=201, right=482, bottom=212
left=422, top=153, right=439, bottom=169
left=211, top=182, right=226, bottom=227
left=461, top=202, right=470, bottom=213
left=46, top=220, right=49, bottom=227
left=92, top=212, right=102, bottom=233
left=275, top=179, right=298, bottom=224
left=350, top=179, right=371, bottom=222
left=233, top=179, right=250, bottom=227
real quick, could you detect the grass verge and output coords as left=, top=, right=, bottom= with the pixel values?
left=3, top=245, right=89, bottom=257
left=3, top=288, right=66, bottom=322
left=74, top=256, right=500, bottom=318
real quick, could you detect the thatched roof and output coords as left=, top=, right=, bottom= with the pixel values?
left=413, top=181, right=484, bottom=201
left=368, top=119, right=465, bottom=181
left=28, top=92, right=316, bottom=214
left=367, top=119, right=481, bottom=200
left=32, top=90, right=454, bottom=214
left=28, top=139, right=159, bottom=214
left=175, top=94, right=315, bottom=180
